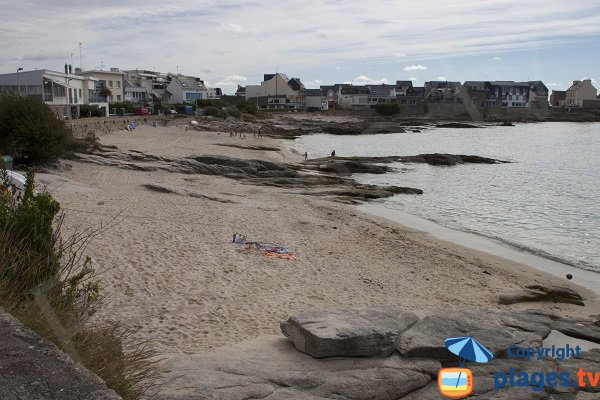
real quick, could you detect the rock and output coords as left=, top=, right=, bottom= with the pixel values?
left=555, top=350, right=600, bottom=394
left=0, top=309, right=120, bottom=400
left=317, top=160, right=394, bottom=175
left=436, top=122, right=480, bottom=128
left=500, top=121, right=515, bottom=126
left=157, top=335, right=439, bottom=400
left=498, top=285, right=584, bottom=306
left=397, top=309, right=553, bottom=360
left=280, top=309, right=419, bottom=357
left=141, top=183, right=236, bottom=203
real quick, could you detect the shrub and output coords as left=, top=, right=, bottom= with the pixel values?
left=236, top=100, right=257, bottom=115
left=0, top=170, right=159, bottom=399
left=0, top=93, right=73, bottom=164
left=225, top=107, right=241, bottom=118
left=374, top=103, right=400, bottom=116
left=80, top=104, right=104, bottom=118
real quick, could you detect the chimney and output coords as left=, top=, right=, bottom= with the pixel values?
left=68, top=64, right=73, bottom=74
left=64, top=63, right=68, bottom=74
left=75, top=67, right=82, bottom=74
left=573, top=80, right=581, bottom=85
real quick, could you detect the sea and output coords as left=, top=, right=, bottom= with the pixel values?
left=292, top=122, right=600, bottom=274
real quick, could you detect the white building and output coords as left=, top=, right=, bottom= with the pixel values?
left=76, top=68, right=125, bottom=102
left=566, top=79, right=598, bottom=107
left=304, top=89, right=327, bottom=110
left=164, top=75, right=208, bottom=104
left=0, top=66, right=108, bottom=117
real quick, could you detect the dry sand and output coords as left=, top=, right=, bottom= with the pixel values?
left=42, top=123, right=599, bottom=359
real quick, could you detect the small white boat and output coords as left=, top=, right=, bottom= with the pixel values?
left=3, top=171, right=27, bottom=191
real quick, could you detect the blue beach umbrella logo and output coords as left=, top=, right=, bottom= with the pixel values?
left=438, top=336, right=493, bottom=398
left=445, top=336, right=493, bottom=366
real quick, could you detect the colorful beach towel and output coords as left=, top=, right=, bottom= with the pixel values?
left=232, top=233, right=298, bottom=261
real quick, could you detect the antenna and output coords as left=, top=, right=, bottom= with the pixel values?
left=78, top=42, right=83, bottom=70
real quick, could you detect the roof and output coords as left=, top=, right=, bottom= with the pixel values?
left=174, top=76, right=206, bottom=90
left=341, top=86, right=370, bottom=95
left=304, top=88, right=322, bottom=96
left=490, top=81, right=530, bottom=87
left=287, top=77, right=303, bottom=91
left=567, top=80, right=594, bottom=92
left=367, top=84, right=396, bottom=95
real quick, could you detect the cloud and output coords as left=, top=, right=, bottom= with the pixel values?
left=22, top=50, right=67, bottom=61
left=437, top=76, right=447, bottom=81
left=351, top=75, right=389, bottom=85
left=494, top=56, right=502, bottom=61
left=303, top=79, right=322, bottom=88
left=403, top=64, right=427, bottom=71
left=547, top=82, right=561, bottom=86
left=335, top=66, right=342, bottom=70
left=213, top=75, right=247, bottom=91
left=408, top=77, right=417, bottom=81
left=581, top=77, right=598, bottom=84
left=220, top=22, right=242, bottom=33
left=316, top=29, right=333, bottom=39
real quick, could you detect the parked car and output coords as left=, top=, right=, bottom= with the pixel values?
left=133, top=107, right=151, bottom=116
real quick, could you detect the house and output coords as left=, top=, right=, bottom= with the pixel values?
left=124, top=80, right=153, bottom=105
left=258, top=73, right=305, bottom=109
left=304, top=88, right=327, bottom=111
left=366, top=84, right=396, bottom=104
left=528, top=81, right=549, bottom=108
left=486, top=81, right=530, bottom=108
left=320, top=84, right=351, bottom=108
left=0, top=65, right=108, bottom=117
left=338, top=86, right=370, bottom=109
left=235, top=85, right=246, bottom=97
left=123, top=69, right=169, bottom=104
left=565, top=79, right=597, bottom=107
left=424, top=81, right=463, bottom=103
left=462, top=81, right=489, bottom=110
left=207, top=88, right=222, bottom=99
left=396, top=85, right=426, bottom=110
left=164, top=75, right=208, bottom=104
left=395, top=80, right=414, bottom=97
left=549, top=90, right=566, bottom=108
left=244, top=85, right=260, bottom=100
left=76, top=68, right=125, bottom=102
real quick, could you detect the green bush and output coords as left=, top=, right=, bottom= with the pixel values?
left=80, top=104, right=104, bottom=118
left=374, top=103, right=400, bottom=116
left=0, top=93, right=73, bottom=164
left=225, top=107, right=241, bottom=118
left=203, top=106, right=227, bottom=119
left=236, top=100, right=258, bottom=115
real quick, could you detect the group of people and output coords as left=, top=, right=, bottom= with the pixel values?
left=228, top=127, right=263, bottom=139
left=302, top=149, right=336, bottom=162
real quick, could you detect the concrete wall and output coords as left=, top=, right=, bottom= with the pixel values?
left=260, top=74, right=295, bottom=97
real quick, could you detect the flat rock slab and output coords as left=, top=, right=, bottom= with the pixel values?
left=499, top=285, right=584, bottom=306
left=0, top=309, right=120, bottom=400
left=157, top=335, right=439, bottom=400
left=280, top=309, right=419, bottom=357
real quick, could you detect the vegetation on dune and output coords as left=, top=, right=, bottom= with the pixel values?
left=0, top=93, right=73, bottom=164
left=0, top=170, right=159, bottom=399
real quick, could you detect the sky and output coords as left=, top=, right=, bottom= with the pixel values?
left=1, top=0, right=599, bottom=94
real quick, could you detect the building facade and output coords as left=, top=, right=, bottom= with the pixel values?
left=566, top=79, right=597, bottom=107
left=76, top=68, right=125, bottom=102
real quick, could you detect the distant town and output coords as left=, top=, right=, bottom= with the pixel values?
left=0, top=64, right=599, bottom=119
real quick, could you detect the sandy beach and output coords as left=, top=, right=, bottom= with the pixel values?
left=42, top=120, right=599, bottom=360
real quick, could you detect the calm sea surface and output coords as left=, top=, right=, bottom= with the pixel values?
left=292, top=122, right=600, bottom=272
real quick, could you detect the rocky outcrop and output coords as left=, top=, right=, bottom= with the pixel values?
left=436, top=122, right=480, bottom=128
left=306, top=154, right=510, bottom=169
left=141, top=183, right=236, bottom=203
left=280, top=309, right=419, bottom=357
left=0, top=309, right=120, bottom=400
left=157, top=308, right=600, bottom=399
left=498, top=284, right=585, bottom=306
left=157, top=336, right=440, bottom=400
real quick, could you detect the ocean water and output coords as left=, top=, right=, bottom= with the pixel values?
left=292, top=122, right=600, bottom=272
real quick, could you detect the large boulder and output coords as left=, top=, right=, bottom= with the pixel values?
left=396, top=309, right=553, bottom=361
left=280, top=309, right=419, bottom=357
left=157, top=336, right=439, bottom=400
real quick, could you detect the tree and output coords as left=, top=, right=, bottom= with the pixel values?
left=0, top=93, right=72, bottom=164
left=99, top=88, right=112, bottom=98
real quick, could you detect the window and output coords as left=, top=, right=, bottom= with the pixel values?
left=117, top=95, right=121, bottom=101
left=78, top=89, right=82, bottom=98
left=109, top=81, right=113, bottom=87
left=117, top=81, right=121, bottom=88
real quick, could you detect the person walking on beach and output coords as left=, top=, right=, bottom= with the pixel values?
left=331, top=149, right=336, bottom=158
left=303, top=151, right=308, bottom=162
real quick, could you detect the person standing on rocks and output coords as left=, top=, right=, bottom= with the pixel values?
left=331, top=150, right=336, bottom=158
left=304, top=152, right=308, bottom=162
